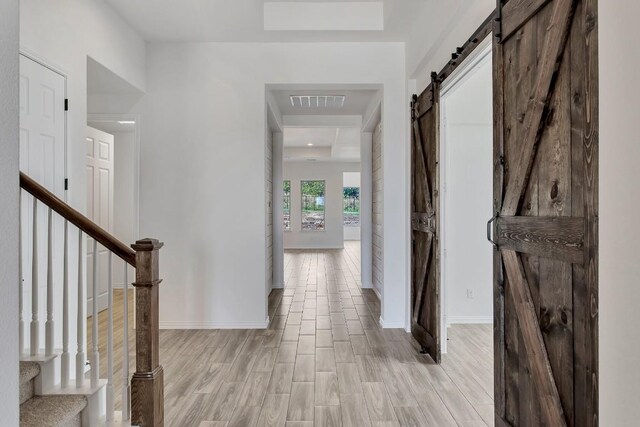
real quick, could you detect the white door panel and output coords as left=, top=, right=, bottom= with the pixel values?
left=86, top=126, right=114, bottom=314
left=19, top=54, right=66, bottom=353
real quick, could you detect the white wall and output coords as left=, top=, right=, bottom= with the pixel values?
left=112, top=131, right=137, bottom=285
left=359, top=132, right=373, bottom=289
left=372, top=122, right=384, bottom=298
left=0, top=0, right=20, bottom=421
left=272, top=132, right=285, bottom=289
left=441, top=54, right=493, bottom=325
left=284, top=161, right=359, bottom=249
left=265, top=130, right=274, bottom=294
left=143, top=42, right=407, bottom=328
left=113, top=131, right=136, bottom=244
left=599, top=1, right=640, bottom=424
left=405, top=0, right=494, bottom=93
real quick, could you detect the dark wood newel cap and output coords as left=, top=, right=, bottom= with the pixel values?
left=132, top=238, right=164, bottom=251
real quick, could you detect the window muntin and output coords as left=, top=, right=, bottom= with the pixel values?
left=301, top=180, right=325, bottom=231
left=343, top=187, right=360, bottom=227
left=283, top=180, right=291, bottom=231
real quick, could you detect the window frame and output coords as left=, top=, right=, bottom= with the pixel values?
left=283, top=180, right=291, bottom=231
left=300, top=180, right=326, bottom=232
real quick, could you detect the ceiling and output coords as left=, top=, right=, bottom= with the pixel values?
left=284, top=126, right=360, bottom=161
left=88, top=120, right=136, bottom=134
left=272, top=88, right=378, bottom=116
left=104, top=0, right=426, bottom=43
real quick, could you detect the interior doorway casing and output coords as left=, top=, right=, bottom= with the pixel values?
left=439, top=38, right=493, bottom=354
left=86, top=113, right=141, bottom=243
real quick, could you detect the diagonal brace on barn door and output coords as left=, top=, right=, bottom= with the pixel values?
left=412, top=114, right=435, bottom=217
left=502, top=249, right=567, bottom=427
left=501, top=0, right=577, bottom=216
left=412, top=233, right=433, bottom=325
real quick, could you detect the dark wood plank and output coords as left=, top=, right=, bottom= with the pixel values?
left=500, top=0, right=576, bottom=216
left=411, top=81, right=441, bottom=363
left=582, top=0, right=599, bottom=423
left=501, top=0, right=552, bottom=41
left=412, top=233, right=433, bottom=325
left=535, top=18, right=576, bottom=423
left=502, top=250, right=567, bottom=427
left=497, top=216, right=584, bottom=264
left=492, top=13, right=507, bottom=421
left=131, top=238, right=165, bottom=426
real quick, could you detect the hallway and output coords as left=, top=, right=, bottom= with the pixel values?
left=158, top=245, right=493, bottom=426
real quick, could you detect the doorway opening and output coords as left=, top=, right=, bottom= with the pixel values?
left=266, top=85, right=382, bottom=315
left=438, top=37, right=494, bottom=408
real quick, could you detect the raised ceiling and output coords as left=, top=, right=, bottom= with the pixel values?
left=104, top=0, right=427, bottom=42
left=272, top=88, right=378, bottom=116
left=284, top=127, right=361, bottom=162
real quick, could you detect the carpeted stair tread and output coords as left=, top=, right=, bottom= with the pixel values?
left=19, top=362, right=40, bottom=405
left=19, top=362, right=40, bottom=385
left=20, top=395, right=87, bottom=427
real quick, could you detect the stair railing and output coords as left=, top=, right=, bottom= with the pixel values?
left=19, top=171, right=164, bottom=426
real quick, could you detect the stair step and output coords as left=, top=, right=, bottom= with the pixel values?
left=20, top=395, right=87, bottom=427
left=19, top=362, right=40, bottom=405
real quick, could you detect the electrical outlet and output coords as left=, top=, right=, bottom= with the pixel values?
left=466, top=289, right=474, bottom=299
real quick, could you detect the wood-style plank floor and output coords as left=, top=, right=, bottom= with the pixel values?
left=94, top=242, right=494, bottom=426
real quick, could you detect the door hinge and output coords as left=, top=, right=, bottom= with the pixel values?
left=64, top=178, right=68, bottom=190
left=64, top=99, right=69, bottom=111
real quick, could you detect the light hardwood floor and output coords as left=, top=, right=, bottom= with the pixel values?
left=92, top=242, right=494, bottom=426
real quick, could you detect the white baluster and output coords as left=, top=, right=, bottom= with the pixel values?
left=76, top=230, right=85, bottom=388
left=106, top=251, right=114, bottom=420
left=91, top=239, right=99, bottom=388
left=45, top=208, right=54, bottom=356
left=30, top=197, right=39, bottom=356
left=61, top=220, right=70, bottom=387
left=19, top=191, right=24, bottom=355
left=122, top=263, right=131, bottom=420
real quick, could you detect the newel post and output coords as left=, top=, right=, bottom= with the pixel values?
left=131, top=238, right=164, bottom=426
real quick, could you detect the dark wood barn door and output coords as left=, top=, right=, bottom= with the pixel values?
left=411, top=77, right=441, bottom=363
left=492, top=0, right=598, bottom=426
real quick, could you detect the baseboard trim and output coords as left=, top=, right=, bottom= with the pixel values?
left=378, top=317, right=406, bottom=329
left=447, top=316, right=493, bottom=325
left=159, top=318, right=270, bottom=330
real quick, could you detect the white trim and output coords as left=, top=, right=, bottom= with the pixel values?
left=439, top=36, right=493, bottom=355
left=86, top=114, right=141, bottom=242
left=372, top=285, right=382, bottom=300
left=159, top=318, right=270, bottom=330
left=378, top=317, right=405, bottom=329
left=447, top=316, right=493, bottom=325
left=282, top=115, right=362, bottom=128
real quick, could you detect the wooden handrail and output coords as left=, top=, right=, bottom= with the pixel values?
left=19, top=172, right=136, bottom=267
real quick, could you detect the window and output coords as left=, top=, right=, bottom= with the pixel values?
left=343, top=187, right=360, bottom=227
left=283, top=180, right=291, bottom=231
left=301, top=180, right=325, bottom=231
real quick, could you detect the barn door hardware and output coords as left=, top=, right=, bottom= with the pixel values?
left=487, top=213, right=499, bottom=247
left=494, top=0, right=503, bottom=43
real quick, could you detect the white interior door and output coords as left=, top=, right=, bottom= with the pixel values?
left=86, top=126, right=114, bottom=314
left=19, top=54, right=66, bottom=351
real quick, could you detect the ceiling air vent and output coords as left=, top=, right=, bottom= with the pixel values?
left=290, top=95, right=346, bottom=108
